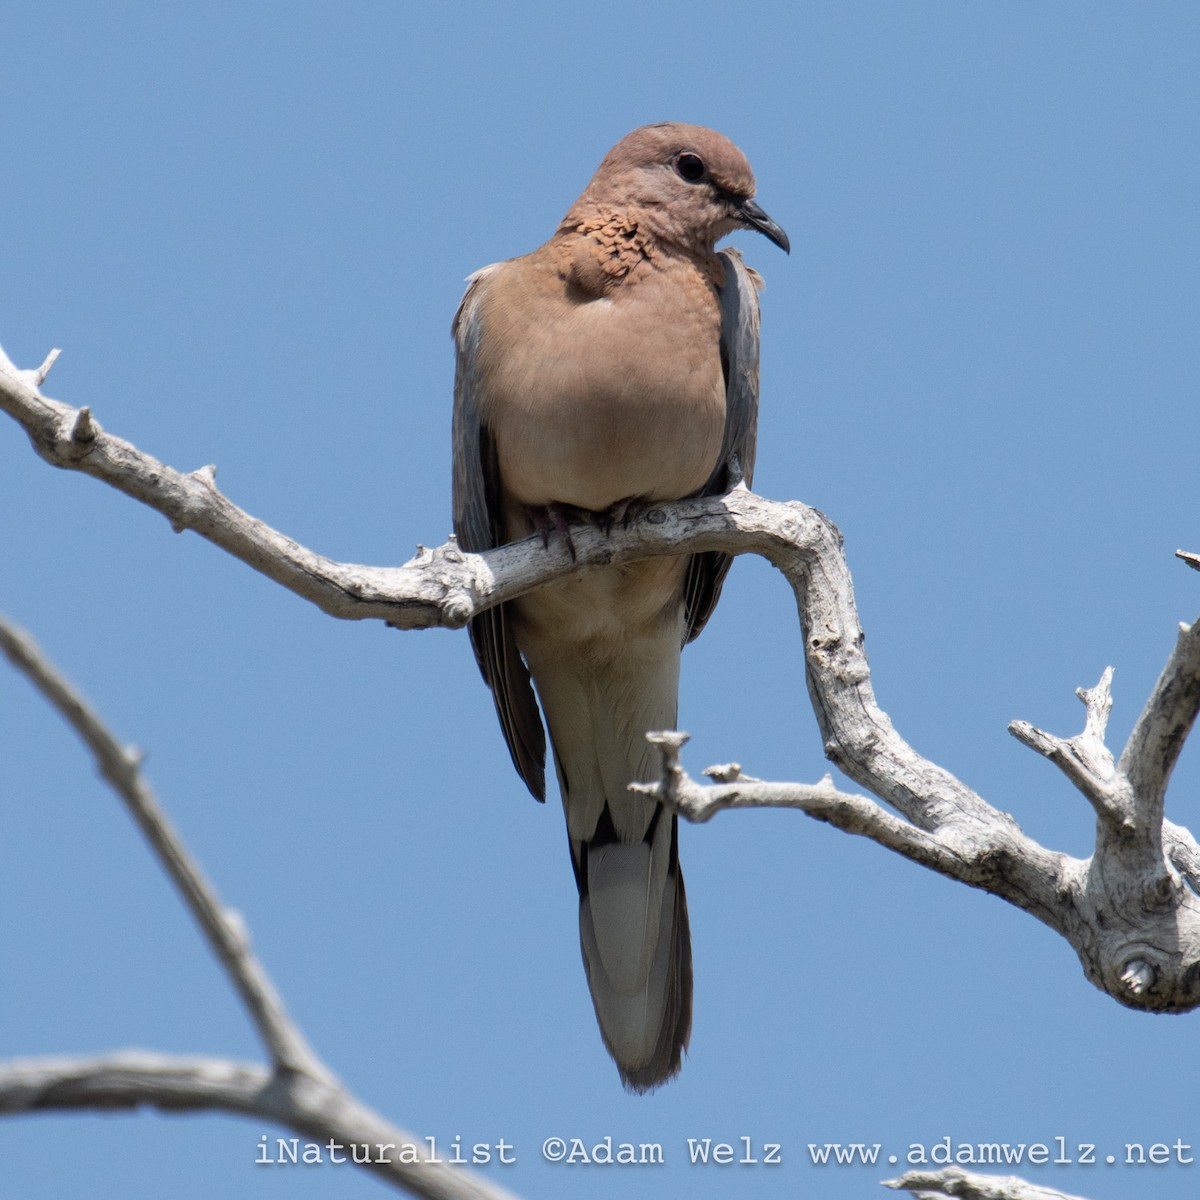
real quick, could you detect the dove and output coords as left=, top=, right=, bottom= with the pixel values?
left=452, top=122, right=787, bottom=1090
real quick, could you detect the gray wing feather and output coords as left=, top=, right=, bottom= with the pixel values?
left=682, top=248, right=763, bottom=643
left=452, top=269, right=547, bottom=800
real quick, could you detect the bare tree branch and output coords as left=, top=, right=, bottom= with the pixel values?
left=7, top=345, right=1197, bottom=1200
left=0, top=613, right=520, bottom=1200
left=885, top=1166, right=1087, bottom=1199
left=0, top=339, right=789, bottom=636
left=0, top=1052, right=522, bottom=1199
left=1119, top=619, right=1200, bottom=839
left=1009, top=668, right=1126, bottom=825
left=5, top=342, right=1200, bottom=1024
left=633, top=732, right=974, bottom=879
left=0, top=1053, right=272, bottom=1114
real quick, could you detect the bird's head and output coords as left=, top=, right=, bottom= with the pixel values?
left=569, top=122, right=790, bottom=256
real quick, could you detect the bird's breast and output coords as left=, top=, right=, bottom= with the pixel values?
left=477, top=257, right=727, bottom=513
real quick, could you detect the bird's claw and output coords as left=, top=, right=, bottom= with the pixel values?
left=597, top=496, right=643, bottom=534
left=530, top=503, right=579, bottom=561
left=530, top=496, right=648, bottom=558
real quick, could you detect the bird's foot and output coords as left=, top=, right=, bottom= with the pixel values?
left=528, top=497, right=649, bottom=558
left=529, top=502, right=579, bottom=561
left=596, top=495, right=648, bottom=535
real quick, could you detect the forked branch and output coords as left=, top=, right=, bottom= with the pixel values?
left=0, top=615, right=518, bottom=1200
left=1, top=344, right=1192, bottom=1200
left=4, top=342, right=1199, bottom=1016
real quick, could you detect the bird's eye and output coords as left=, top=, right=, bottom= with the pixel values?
left=675, top=153, right=706, bottom=183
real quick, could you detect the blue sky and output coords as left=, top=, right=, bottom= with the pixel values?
left=2, top=3, right=1198, bottom=1198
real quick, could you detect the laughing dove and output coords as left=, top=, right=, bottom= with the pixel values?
left=452, top=122, right=788, bottom=1091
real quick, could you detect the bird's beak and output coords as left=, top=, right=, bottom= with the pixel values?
left=736, top=197, right=790, bottom=255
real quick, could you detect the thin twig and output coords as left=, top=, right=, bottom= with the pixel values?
left=636, top=732, right=974, bottom=880
left=1007, top=670, right=1128, bottom=825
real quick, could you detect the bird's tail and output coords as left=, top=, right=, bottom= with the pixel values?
left=576, top=802, right=693, bottom=1092
left=519, top=571, right=695, bottom=1090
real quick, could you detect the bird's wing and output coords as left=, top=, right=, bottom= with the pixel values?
left=682, top=247, right=763, bottom=643
left=452, top=266, right=547, bottom=800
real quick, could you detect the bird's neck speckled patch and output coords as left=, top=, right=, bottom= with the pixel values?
left=557, top=209, right=657, bottom=296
